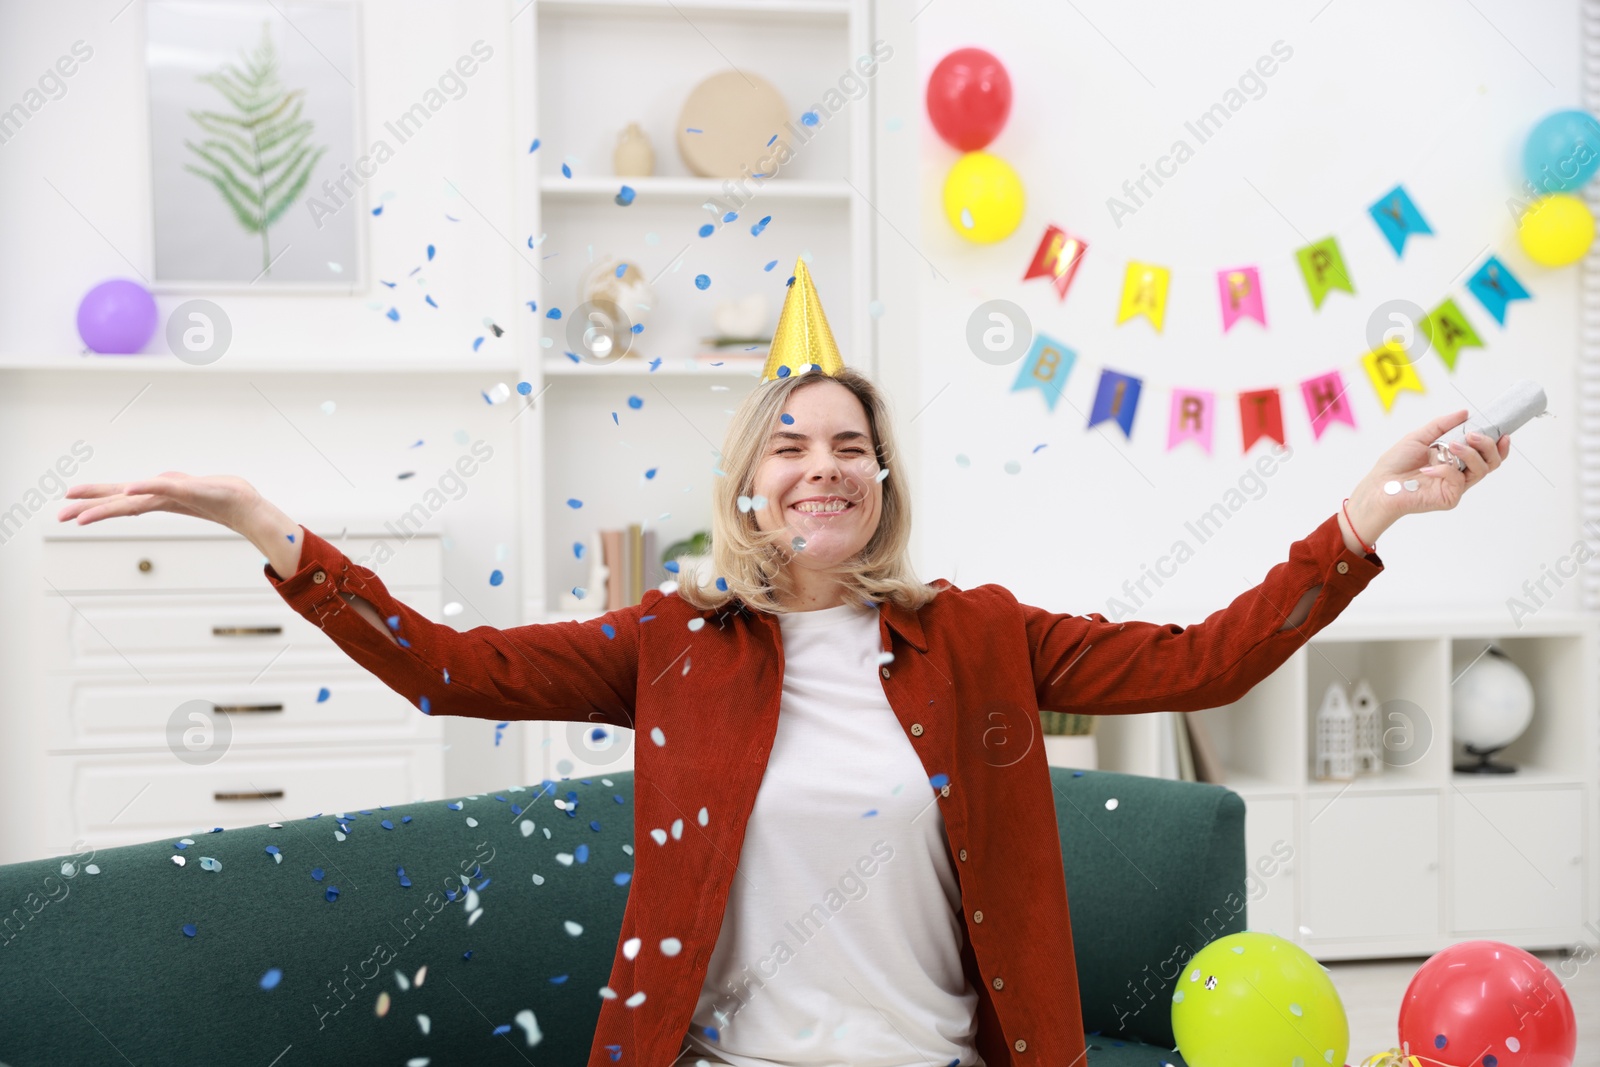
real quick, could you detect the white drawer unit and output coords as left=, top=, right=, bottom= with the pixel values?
left=37, top=527, right=446, bottom=857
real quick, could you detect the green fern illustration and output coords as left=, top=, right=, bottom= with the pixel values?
left=183, top=23, right=326, bottom=276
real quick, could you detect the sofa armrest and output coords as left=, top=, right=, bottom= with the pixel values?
left=1050, top=766, right=1247, bottom=1048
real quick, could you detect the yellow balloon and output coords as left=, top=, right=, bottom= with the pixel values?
left=1171, top=931, right=1348, bottom=1067
left=943, top=151, right=1025, bottom=243
left=1518, top=193, right=1595, bottom=266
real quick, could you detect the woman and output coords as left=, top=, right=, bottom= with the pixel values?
left=57, top=264, right=1510, bottom=1067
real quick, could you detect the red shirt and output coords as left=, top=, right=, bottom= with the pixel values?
left=266, top=511, right=1382, bottom=1066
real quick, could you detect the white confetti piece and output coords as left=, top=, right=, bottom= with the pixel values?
left=520, top=820, right=535, bottom=837
left=687, top=618, right=705, bottom=632
left=650, top=727, right=666, bottom=746
left=623, top=937, right=641, bottom=960
left=555, top=853, right=574, bottom=866
left=531, top=873, right=545, bottom=885
left=468, top=907, right=483, bottom=926
left=414, top=965, right=427, bottom=987
left=660, top=937, right=682, bottom=957
left=466, top=817, right=479, bottom=827
left=876, top=651, right=894, bottom=665
left=650, top=828, right=668, bottom=846
left=515, top=1008, right=542, bottom=1047
left=268, top=823, right=283, bottom=829
left=1105, top=798, right=1119, bottom=811
left=171, top=855, right=186, bottom=867
left=395, top=969, right=411, bottom=991
left=465, top=888, right=479, bottom=911
left=60, top=862, right=75, bottom=877
left=85, top=864, right=100, bottom=875
left=416, top=1014, right=431, bottom=1036
left=671, top=818, right=683, bottom=840
left=625, top=991, right=646, bottom=1007
left=697, top=807, right=708, bottom=826
left=564, top=920, right=584, bottom=937
left=598, top=985, right=617, bottom=999
left=375, top=991, right=390, bottom=1017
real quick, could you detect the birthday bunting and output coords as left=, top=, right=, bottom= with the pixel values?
left=1422, top=298, right=1485, bottom=372
left=1116, top=261, right=1170, bottom=332
left=1010, top=333, right=1076, bottom=412
left=1360, top=341, right=1428, bottom=412
left=1217, top=266, right=1266, bottom=332
left=1167, top=389, right=1216, bottom=455
left=1368, top=184, right=1433, bottom=258
left=1023, top=225, right=1089, bottom=302
left=1089, top=369, right=1141, bottom=438
left=1301, top=371, right=1357, bottom=441
left=1466, top=255, right=1531, bottom=325
left=1295, top=236, right=1355, bottom=309
left=1238, top=389, right=1286, bottom=451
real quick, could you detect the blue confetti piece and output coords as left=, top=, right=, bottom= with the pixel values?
left=645, top=467, right=657, bottom=479
left=550, top=974, right=569, bottom=984
left=640, top=615, right=654, bottom=622
left=386, top=307, right=399, bottom=322
left=786, top=275, right=796, bottom=287
left=615, top=185, right=635, bottom=206
left=311, top=867, right=324, bottom=881
left=402, top=815, right=411, bottom=823
left=615, top=263, right=627, bottom=279
left=698, top=223, right=714, bottom=237
left=687, top=127, right=703, bottom=134
left=381, top=819, right=394, bottom=830
left=420, top=696, right=431, bottom=715
left=611, top=412, right=618, bottom=425
left=386, top=615, right=401, bottom=630
left=575, top=844, right=589, bottom=863
left=181, top=923, right=197, bottom=938
left=173, top=840, right=188, bottom=850
left=705, top=1027, right=720, bottom=1042
left=695, top=274, right=711, bottom=290
left=529, top=138, right=541, bottom=152
left=561, top=162, right=571, bottom=178
left=780, top=412, right=794, bottom=424
left=380, top=279, right=396, bottom=288
left=489, top=569, right=503, bottom=586
left=614, top=794, right=626, bottom=804
left=1072, top=770, right=1085, bottom=777
left=607, top=1046, right=622, bottom=1062
left=265, top=845, right=280, bottom=856
left=716, top=577, right=728, bottom=591
left=426, top=244, right=435, bottom=261
left=315, top=686, right=329, bottom=703
left=801, top=111, right=819, bottom=126
left=567, top=498, right=583, bottom=508
left=526, top=300, right=537, bottom=312
left=493, top=1024, right=511, bottom=1037
left=1032, top=443, right=1047, bottom=453
left=398, top=637, right=410, bottom=648
left=371, top=204, right=383, bottom=216
left=764, top=260, right=777, bottom=271
left=627, top=395, right=642, bottom=409
left=397, top=866, right=412, bottom=888
left=614, top=871, right=631, bottom=885
left=930, top=773, right=950, bottom=788
left=721, top=211, right=737, bottom=223
left=601, top=623, right=616, bottom=639
left=260, top=967, right=282, bottom=991
left=751, top=216, right=771, bottom=236
left=664, top=560, right=679, bottom=573
left=573, top=541, right=585, bottom=558
left=518, top=381, right=532, bottom=395
left=547, top=307, right=562, bottom=319
left=473, top=337, right=484, bottom=351
left=424, top=294, right=438, bottom=308
left=462, top=950, right=473, bottom=961
left=325, top=886, right=340, bottom=902
left=766, top=133, right=777, bottom=146
left=648, top=357, right=661, bottom=371
left=777, top=365, right=790, bottom=378
left=863, top=809, right=878, bottom=817
left=630, top=322, right=644, bottom=333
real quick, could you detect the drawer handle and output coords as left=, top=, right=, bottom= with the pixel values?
left=212, top=626, right=284, bottom=637
left=214, top=790, right=284, bottom=802
left=213, top=703, right=284, bottom=715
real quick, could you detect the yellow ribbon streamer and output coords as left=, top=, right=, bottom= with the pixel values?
left=1358, top=1050, right=1424, bottom=1067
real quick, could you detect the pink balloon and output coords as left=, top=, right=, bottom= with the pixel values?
left=1397, top=940, right=1575, bottom=1067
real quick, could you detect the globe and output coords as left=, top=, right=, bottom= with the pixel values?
left=1451, top=645, right=1534, bottom=773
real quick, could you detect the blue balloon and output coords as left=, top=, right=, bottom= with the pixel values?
left=1523, top=109, right=1600, bottom=193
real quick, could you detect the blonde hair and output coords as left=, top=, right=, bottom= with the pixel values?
left=673, top=366, right=943, bottom=616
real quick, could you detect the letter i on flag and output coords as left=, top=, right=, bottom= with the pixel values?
left=1238, top=388, right=1285, bottom=451
left=1217, top=266, right=1266, bottom=332
left=1422, top=298, right=1485, bottom=371
left=1116, top=262, right=1170, bottom=332
left=1295, top=237, right=1355, bottom=309
left=1010, top=333, right=1077, bottom=412
left=1466, top=255, right=1531, bottom=326
left=1023, top=225, right=1089, bottom=302
left=1368, top=184, right=1433, bottom=258
left=1089, top=368, right=1142, bottom=438
left=1167, top=389, right=1215, bottom=454
left=1301, top=370, right=1356, bottom=441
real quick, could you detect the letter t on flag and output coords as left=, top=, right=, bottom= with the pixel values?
left=1023, top=225, right=1089, bottom=302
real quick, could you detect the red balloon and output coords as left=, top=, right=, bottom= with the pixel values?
left=926, top=48, right=1012, bottom=151
left=1397, top=941, right=1575, bottom=1067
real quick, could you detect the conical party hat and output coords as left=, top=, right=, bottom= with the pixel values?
left=761, top=258, right=846, bottom=382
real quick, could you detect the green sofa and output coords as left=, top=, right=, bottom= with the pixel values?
left=0, top=767, right=1243, bottom=1066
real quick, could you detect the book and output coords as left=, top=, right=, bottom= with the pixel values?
left=1183, top=713, right=1228, bottom=785
left=1173, top=712, right=1197, bottom=782
left=602, top=529, right=625, bottom=611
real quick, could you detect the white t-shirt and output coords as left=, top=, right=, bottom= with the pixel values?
left=679, top=599, right=983, bottom=1067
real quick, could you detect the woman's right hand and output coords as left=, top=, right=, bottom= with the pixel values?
left=56, top=472, right=264, bottom=533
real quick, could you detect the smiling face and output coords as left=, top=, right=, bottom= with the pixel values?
left=749, top=380, right=884, bottom=598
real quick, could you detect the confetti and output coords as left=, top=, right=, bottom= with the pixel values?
left=751, top=215, right=771, bottom=236
left=426, top=244, right=435, bottom=261
left=764, top=260, right=778, bottom=271
left=694, top=274, right=711, bottom=290
left=529, top=138, right=540, bottom=152
left=561, top=163, right=572, bottom=178
left=260, top=967, right=282, bottom=990
left=650, top=726, right=666, bottom=746
left=780, top=412, right=794, bottom=424
left=546, top=307, right=562, bottom=319
left=627, top=396, right=642, bottom=409
left=564, top=920, right=583, bottom=937
left=386, top=308, right=400, bottom=322
left=181, top=923, right=197, bottom=937
left=801, top=111, right=819, bottom=126
left=425, top=295, right=438, bottom=308
left=615, top=185, right=635, bottom=206
left=372, top=205, right=383, bottom=216
left=567, top=498, right=583, bottom=509
left=697, top=223, right=714, bottom=237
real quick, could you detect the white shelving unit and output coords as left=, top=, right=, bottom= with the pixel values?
left=1094, top=612, right=1599, bottom=961
left=512, top=0, right=878, bottom=782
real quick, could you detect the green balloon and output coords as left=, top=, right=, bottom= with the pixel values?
left=1171, top=931, right=1348, bottom=1067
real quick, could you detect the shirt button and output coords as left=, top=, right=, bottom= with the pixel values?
left=958, top=848, right=967, bottom=861
left=939, top=785, right=950, bottom=797
left=1014, top=1039, right=1027, bottom=1052
left=991, top=977, right=1004, bottom=990
left=972, top=909, right=983, bottom=923
left=881, top=666, right=890, bottom=678
left=910, top=723, right=923, bottom=736
left=1337, top=561, right=1349, bottom=574
left=312, top=571, right=326, bottom=584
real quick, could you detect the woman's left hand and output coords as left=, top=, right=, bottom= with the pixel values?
left=1368, top=408, right=1511, bottom=516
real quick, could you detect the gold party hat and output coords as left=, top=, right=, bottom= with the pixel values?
left=761, top=258, right=845, bottom=382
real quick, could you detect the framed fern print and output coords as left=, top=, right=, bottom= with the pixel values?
left=146, top=1, right=361, bottom=288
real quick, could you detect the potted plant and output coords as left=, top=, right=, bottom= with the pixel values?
left=1040, top=710, right=1097, bottom=770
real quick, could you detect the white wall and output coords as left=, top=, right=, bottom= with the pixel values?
left=907, top=0, right=1586, bottom=625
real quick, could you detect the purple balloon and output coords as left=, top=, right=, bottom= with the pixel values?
left=77, top=278, right=158, bottom=354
